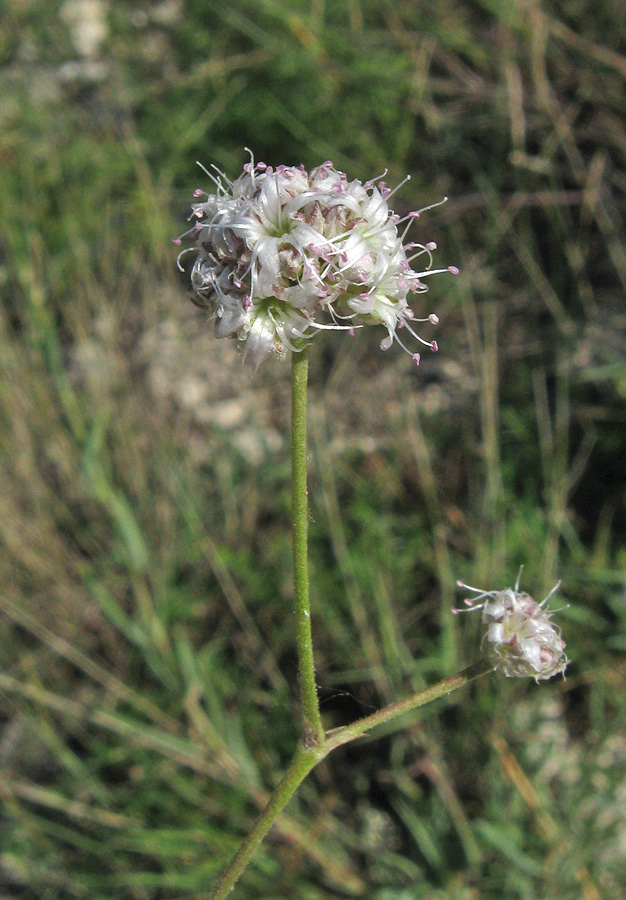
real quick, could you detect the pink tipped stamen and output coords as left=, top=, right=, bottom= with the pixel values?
left=406, top=246, right=435, bottom=270
left=451, top=597, right=486, bottom=615
left=408, top=266, right=453, bottom=279
left=391, top=328, right=419, bottom=358
left=173, top=219, right=207, bottom=246
left=404, top=311, right=438, bottom=325
left=398, top=317, right=439, bottom=350
left=448, top=265, right=459, bottom=275
left=413, top=244, right=435, bottom=261
left=414, top=196, right=448, bottom=217
left=383, top=174, right=411, bottom=202
left=363, top=169, right=388, bottom=192
left=398, top=199, right=448, bottom=238
left=455, top=581, right=497, bottom=604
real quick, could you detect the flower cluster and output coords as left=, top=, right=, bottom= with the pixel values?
left=175, top=151, right=457, bottom=367
left=454, top=574, right=568, bottom=681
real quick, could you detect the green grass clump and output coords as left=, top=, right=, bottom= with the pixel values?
left=1, top=1, right=626, bottom=898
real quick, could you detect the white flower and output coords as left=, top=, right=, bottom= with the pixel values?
left=454, top=573, right=568, bottom=681
left=175, top=150, right=458, bottom=367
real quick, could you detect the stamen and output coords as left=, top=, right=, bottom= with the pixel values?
left=195, top=160, right=228, bottom=194
left=175, top=246, right=197, bottom=269
left=540, top=580, right=562, bottom=607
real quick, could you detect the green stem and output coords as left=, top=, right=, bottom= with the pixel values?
left=208, top=745, right=321, bottom=900
left=324, top=660, right=494, bottom=751
left=207, top=660, right=493, bottom=898
left=291, top=348, right=325, bottom=746
left=207, top=333, right=494, bottom=900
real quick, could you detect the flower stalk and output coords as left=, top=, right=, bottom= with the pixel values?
left=291, top=347, right=325, bottom=745
left=323, top=659, right=494, bottom=751
left=205, top=350, right=495, bottom=900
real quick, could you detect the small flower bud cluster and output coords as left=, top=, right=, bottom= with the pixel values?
left=175, top=150, right=457, bottom=368
left=454, top=574, right=568, bottom=681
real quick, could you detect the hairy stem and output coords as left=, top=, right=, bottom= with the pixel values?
left=207, top=342, right=494, bottom=900
left=207, top=660, right=492, bottom=898
left=324, top=659, right=494, bottom=751
left=291, top=348, right=325, bottom=745
left=208, top=745, right=321, bottom=900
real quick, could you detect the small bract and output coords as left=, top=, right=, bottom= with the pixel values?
left=175, top=150, right=457, bottom=368
left=454, top=573, right=568, bottom=681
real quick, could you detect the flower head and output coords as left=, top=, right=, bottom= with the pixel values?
left=454, top=572, right=568, bottom=681
left=175, top=150, right=457, bottom=367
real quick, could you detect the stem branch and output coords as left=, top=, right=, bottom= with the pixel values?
left=207, top=660, right=492, bottom=898
left=207, top=337, right=494, bottom=900
left=325, top=660, right=493, bottom=751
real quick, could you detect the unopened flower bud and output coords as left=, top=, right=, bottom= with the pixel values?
left=454, top=574, right=568, bottom=681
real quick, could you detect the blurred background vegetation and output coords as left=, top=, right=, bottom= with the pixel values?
left=1, top=0, right=625, bottom=897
